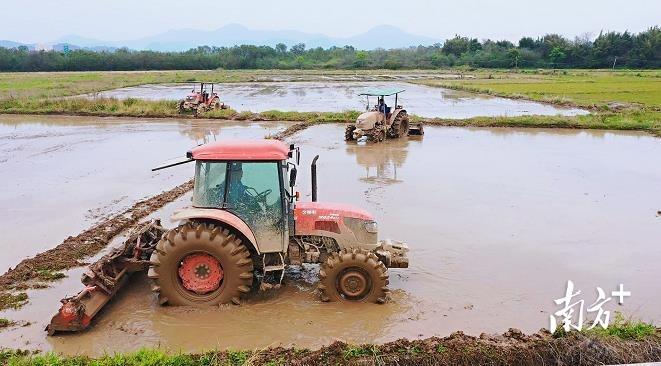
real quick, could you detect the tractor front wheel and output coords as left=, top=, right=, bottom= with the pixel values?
left=148, top=222, right=254, bottom=306
left=318, top=248, right=389, bottom=303
left=345, top=125, right=357, bottom=141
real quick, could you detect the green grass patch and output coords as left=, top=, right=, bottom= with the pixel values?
left=0, top=292, right=28, bottom=311
left=343, top=345, right=380, bottom=359
left=583, top=314, right=657, bottom=340
left=425, top=110, right=661, bottom=137
left=259, top=110, right=359, bottom=123
left=226, top=350, right=248, bottom=366
left=415, top=69, right=661, bottom=109
left=553, top=313, right=657, bottom=341
left=35, top=269, right=66, bottom=282
left=0, top=318, right=16, bottom=328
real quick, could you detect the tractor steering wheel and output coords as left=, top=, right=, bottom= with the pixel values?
left=245, top=187, right=272, bottom=202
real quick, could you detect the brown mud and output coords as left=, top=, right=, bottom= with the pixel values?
left=0, top=181, right=193, bottom=300
left=248, top=329, right=661, bottom=366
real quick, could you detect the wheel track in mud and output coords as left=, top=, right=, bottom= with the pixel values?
left=0, top=180, right=193, bottom=294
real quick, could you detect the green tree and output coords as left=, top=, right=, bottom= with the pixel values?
left=549, top=47, right=566, bottom=65
left=275, top=43, right=287, bottom=54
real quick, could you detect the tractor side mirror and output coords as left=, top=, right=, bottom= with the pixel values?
left=288, top=144, right=300, bottom=165
left=289, top=166, right=297, bottom=187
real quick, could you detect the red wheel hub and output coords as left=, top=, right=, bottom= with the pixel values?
left=178, top=253, right=223, bottom=294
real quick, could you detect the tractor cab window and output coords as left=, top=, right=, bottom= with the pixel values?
left=192, top=161, right=227, bottom=208
left=226, top=162, right=285, bottom=251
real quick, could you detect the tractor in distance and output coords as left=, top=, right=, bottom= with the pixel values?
left=47, top=140, right=409, bottom=334
left=345, top=88, right=424, bottom=142
left=177, top=82, right=229, bottom=115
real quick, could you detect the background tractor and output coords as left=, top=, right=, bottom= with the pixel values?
left=178, top=82, right=229, bottom=114
left=48, top=140, right=409, bottom=333
left=345, top=88, right=423, bottom=142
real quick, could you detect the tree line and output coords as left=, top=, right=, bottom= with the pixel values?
left=0, top=27, right=658, bottom=71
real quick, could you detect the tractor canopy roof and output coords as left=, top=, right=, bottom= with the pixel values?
left=358, top=88, right=405, bottom=97
left=190, top=140, right=289, bottom=161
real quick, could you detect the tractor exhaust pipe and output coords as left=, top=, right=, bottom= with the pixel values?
left=311, top=155, right=319, bottom=202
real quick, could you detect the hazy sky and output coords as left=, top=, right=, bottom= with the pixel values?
left=1, top=0, right=658, bottom=43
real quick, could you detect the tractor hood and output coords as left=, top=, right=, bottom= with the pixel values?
left=294, top=201, right=375, bottom=237
left=355, top=111, right=382, bottom=131
left=295, top=201, right=373, bottom=220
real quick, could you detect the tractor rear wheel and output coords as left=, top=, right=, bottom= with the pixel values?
left=399, top=116, right=410, bottom=138
left=345, top=125, right=357, bottom=141
left=318, top=248, right=389, bottom=303
left=388, top=111, right=409, bottom=138
left=148, top=222, right=254, bottom=306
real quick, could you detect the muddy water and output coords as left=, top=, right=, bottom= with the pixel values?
left=92, top=82, right=588, bottom=118
left=0, top=115, right=288, bottom=271
left=1, top=121, right=660, bottom=355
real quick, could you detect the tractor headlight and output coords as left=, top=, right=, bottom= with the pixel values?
left=364, top=220, right=378, bottom=234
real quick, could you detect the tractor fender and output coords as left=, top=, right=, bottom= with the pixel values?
left=170, top=208, right=260, bottom=254
left=388, top=108, right=407, bottom=125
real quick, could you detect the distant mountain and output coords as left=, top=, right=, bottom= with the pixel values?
left=0, top=40, right=31, bottom=49
left=47, top=24, right=440, bottom=51
left=0, top=39, right=114, bottom=52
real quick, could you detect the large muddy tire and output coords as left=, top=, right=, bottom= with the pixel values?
left=370, top=128, right=386, bottom=143
left=148, top=222, right=254, bottom=306
left=345, top=125, right=356, bottom=141
left=318, top=248, right=389, bottom=303
left=388, top=112, right=409, bottom=138
left=177, top=100, right=185, bottom=113
left=399, top=116, right=410, bottom=138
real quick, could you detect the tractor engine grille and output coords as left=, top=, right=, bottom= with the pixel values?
left=343, top=217, right=377, bottom=245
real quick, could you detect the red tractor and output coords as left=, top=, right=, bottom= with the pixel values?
left=177, top=82, right=229, bottom=114
left=47, top=140, right=409, bottom=333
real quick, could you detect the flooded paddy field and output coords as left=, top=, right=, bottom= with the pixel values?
left=1, top=117, right=660, bottom=355
left=91, top=81, right=588, bottom=119
left=0, top=115, right=289, bottom=272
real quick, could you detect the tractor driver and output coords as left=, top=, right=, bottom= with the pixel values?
left=226, top=162, right=253, bottom=204
left=378, top=97, right=389, bottom=114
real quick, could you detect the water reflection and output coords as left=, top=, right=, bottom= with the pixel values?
left=345, top=138, right=416, bottom=184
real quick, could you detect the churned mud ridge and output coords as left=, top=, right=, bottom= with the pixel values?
left=210, top=328, right=661, bottom=366
left=0, top=180, right=193, bottom=295
left=7, top=329, right=659, bottom=365
left=267, top=122, right=313, bottom=140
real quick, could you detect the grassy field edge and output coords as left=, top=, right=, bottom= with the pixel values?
left=1, top=97, right=659, bottom=137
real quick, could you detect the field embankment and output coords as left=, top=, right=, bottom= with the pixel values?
left=2, top=326, right=660, bottom=366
